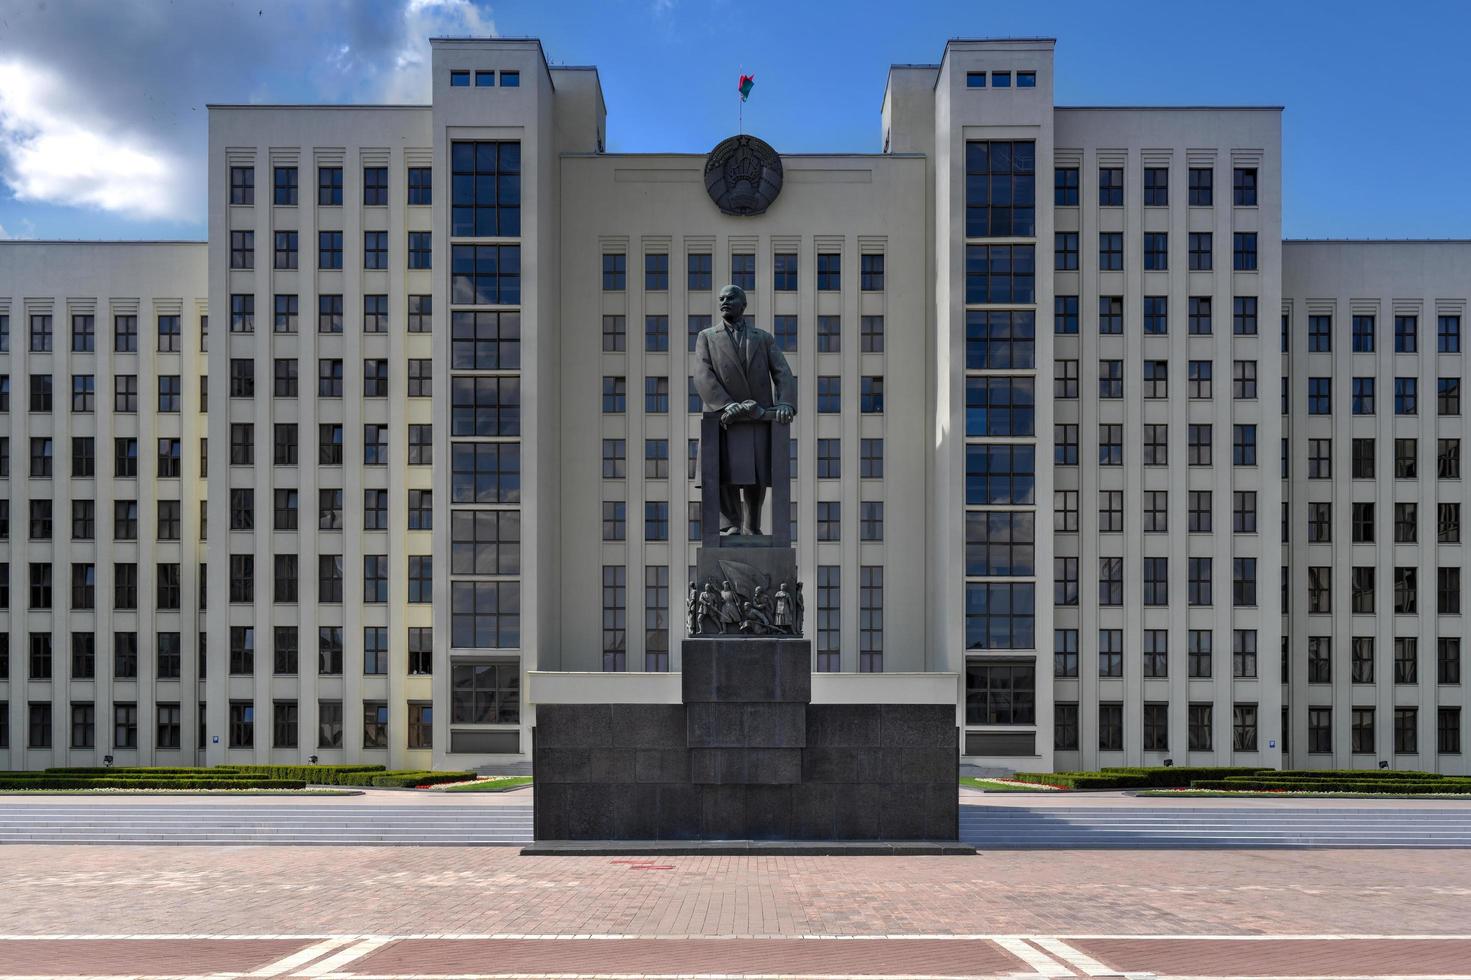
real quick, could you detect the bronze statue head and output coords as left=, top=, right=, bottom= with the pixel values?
left=717, top=284, right=747, bottom=324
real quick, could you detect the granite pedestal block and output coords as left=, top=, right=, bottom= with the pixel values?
left=533, top=656, right=959, bottom=841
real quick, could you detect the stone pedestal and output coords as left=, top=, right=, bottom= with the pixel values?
left=532, top=632, right=959, bottom=842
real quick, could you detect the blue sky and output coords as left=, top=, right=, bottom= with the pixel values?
left=2, top=0, right=1469, bottom=241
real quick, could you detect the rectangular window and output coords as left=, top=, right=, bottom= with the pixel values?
left=450, top=244, right=520, bottom=304
left=773, top=252, right=798, bottom=290
left=1439, top=315, right=1461, bottom=353
left=966, top=140, right=1036, bottom=236
left=1233, top=232, right=1258, bottom=270
left=1054, top=232, right=1078, bottom=271
left=602, top=253, right=626, bottom=290
left=447, top=140, right=523, bottom=235
left=230, top=165, right=254, bottom=205
left=1233, top=296, right=1258, bottom=335
left=1098, top=166, right=1123, bottom=206
left=405, top=166, right=432, bottom=207
left=1143, top=166, right=1168, bottom=206
left=1143, top=231, right=1167, bottom=270
left=1054, top=295, right=1078, bottom=334
left=1189, top=167, right=1213, bottom=205
left=732, top=252, right=755, bottom=290
left=1054, top=166, right=1079, bottom=205
left=817, top=252, right=842, bottom=291
left=645, top=252, right=669, bottom=291
left=1233, top=167, right=1258, bottom=206
left=408, top=231, right=432, bottom=269
left=1188, top=232, right=1212, bottom=270
left=1099, top=232, right=1123, bottom=270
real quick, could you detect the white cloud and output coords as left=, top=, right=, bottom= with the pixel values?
left=0, top=0, right=497, bottom=228
left=0, top=59, right=186, bottom=220
left=380, top=0, right=498, bottom=103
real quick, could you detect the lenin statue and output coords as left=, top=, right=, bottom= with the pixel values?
left=692, top=284, right=797, bottom=535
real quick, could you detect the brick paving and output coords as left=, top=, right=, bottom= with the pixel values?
left=4, top=845, right=1470, bottom=937
left=1, top=845, right=1469, bottom=976
left=1073, top=937, right=1471, bottom=976
left=0, top=937, right=306, bottom=975
left=352, top=937, right=1028, bottom=976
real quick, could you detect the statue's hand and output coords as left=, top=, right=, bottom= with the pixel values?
left=771, top=404, right=795, bottom=424
left=720, top=403, right=746, bottom=427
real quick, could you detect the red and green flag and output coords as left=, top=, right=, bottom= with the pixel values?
left=738, top=73, right=755, bottom=101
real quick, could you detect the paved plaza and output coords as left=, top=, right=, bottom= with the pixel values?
left=1, top=796, right=1470, bottom=979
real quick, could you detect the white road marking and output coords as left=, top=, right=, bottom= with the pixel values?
left=294, top=937, right=392, bottom=977
left=1031, top=936, right=1115, bottom=976
left=994, top=937, right=1075, bottom=977
left=0, top=931, right=1469, bottom=941
left=247, top=937, right=354, bottom=976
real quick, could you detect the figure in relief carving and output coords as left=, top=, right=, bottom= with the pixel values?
left=740, top=600, right=773, bottom=634
left=794, top=582, right=805, bottom=636
left=773, top=583, right=794, bottom=632
left=686, top=582, right=699, bottom=635
left=718, top=580, right=743, bottom=632
left=697, top=582, right=722, bottom=634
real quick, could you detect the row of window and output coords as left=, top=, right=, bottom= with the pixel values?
left=1300, top=635, right=1464, bottom=686
left=964, top=70, right=1038, bottom=88
left=1299, top=313, right=1463, bottom=354
left=601, top=498, right=885, bottom=543
left=1052, top=421, right=1260, bottom=468
left=1300, top=565, right=1464, bottom=616
left=231, top=164, right=432, bottom=208
left=1052, top=556, right=1267, bottom=609
left=1052, top=627, right=1262, bottom=681
left=602, top=313, right=887, bottom=355
left=1053, top=231, right=1259, bottom=272
left=600, top=374, right=885, bottom=415
left=1050, top=488, right=1468, bottom=547
left=4, top=373, right=194, bottom=414
left=4, top=435, right=193, bottom=480
left=0, top=313, right=196, bottom=354
left=1053, top=356, right=1260, bottom=400
left=1297, top=499, right=1462, bottom=545
left=1304, top=375, right=1466, bottom=415
left=0, top=625, right=437, bottom=682
left=964, top=142, right=1260, bottom=238
left=229, top=230, right=432, bottom=272
left=4, top=697, right=444, bottom=752
left=1295, top=436, right=1462, bottom=481
left=601, top=251, right=882, bottom=293
left=1052, top=702, right=1461, bottom=756
left=449, top=68, right=520, bottom=88
left=600, top=436, right=886, bottom=481
left=229, top=144, right=519, bottom=217
left=1052, top=165, right=1258, bottom=208
left=0, top=487, right=439, bottom=542
left=1051, top=294, right=1262, bottom=336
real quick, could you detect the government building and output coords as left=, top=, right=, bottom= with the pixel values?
left=0, top=37, right=1465, bottom=776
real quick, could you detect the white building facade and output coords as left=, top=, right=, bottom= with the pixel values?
left=0, top=37, right=1464, bottom=774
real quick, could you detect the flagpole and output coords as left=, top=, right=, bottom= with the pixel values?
left=738, top=64, right=743, bottom=134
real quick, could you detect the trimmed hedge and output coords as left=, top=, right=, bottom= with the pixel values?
left=1192, top=778, right=1471, bottom=794
left=222, top=765, right=474, bottom=787
left=1269, top=769, right=1440, bottom=780
left=1010, top=772, right=1143, bottom=789
left=334, top=770, right=478, bottom=788
left=45, top=767, right=252, bottom=776
left=1012, top=766, right=1269, bottom=790
left=219, top=765, right=387, bottom=784
left=0, top=777, right=305, bottom=790
left=1098, top=766, right=1269, bottom=787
